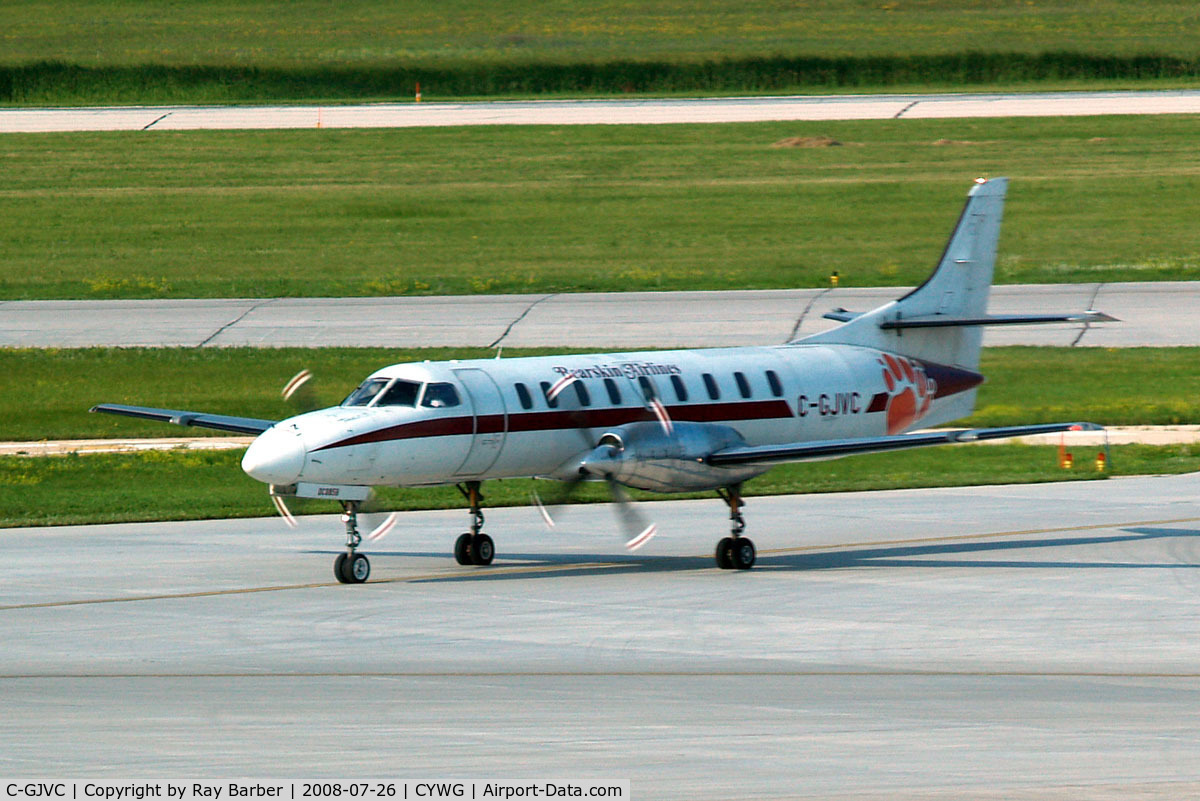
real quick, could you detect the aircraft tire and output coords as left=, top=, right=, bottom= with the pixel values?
left=731, top=538, right=756, bottom=570
left=454, top=533, right=473, bottom=565
left=334, top=553, right=350, bottom=583
left=346, top=553, right=371, bottom=583
left=715, top=537, right=734, bottom=569
left=471, top=533, right=495, bottom=566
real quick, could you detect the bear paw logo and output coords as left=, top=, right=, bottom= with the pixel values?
left=879, top=354, right=935, bottom=435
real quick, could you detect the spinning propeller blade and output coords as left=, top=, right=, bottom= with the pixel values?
left=365, top=512, right=399, bottom=542
left=281, top=368, right=319, bottom=413
left=271, top=493, right=298, bottom=529
left=608, top=479, right=658, bottom=551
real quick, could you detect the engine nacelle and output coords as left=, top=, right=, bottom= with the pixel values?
left=579, top=421, right=770, bottom=492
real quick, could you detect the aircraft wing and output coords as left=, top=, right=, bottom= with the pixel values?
left=89, top=403, right=276, bottom=435
left=707, top=422, right=1102, bottom=467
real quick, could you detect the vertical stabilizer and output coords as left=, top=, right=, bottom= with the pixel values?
left=797, top=177, right=1008, bottom=370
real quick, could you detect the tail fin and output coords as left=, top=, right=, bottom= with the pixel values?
left=797, top=177, right=1008, bottom=370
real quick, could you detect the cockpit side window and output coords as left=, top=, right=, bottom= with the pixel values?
left=342, top=378, right=389, bottom=407
left=375, top=379, right=422, bottom=407
left=421, top=382, right=462, bottom=408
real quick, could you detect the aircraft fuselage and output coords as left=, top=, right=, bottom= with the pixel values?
left=241, top=343, right=983, bottom=492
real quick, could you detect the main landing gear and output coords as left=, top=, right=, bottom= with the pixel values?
left=334, top=500, right=371, bottom=584
left=714, top=484, right=756, bottom=570
left=453, top=481, right=495, bottom=566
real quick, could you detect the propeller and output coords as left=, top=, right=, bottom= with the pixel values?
left=533, top=369, right=671, bottom=552
left=281, top=368, right=320, bottom=413
left=271, top=492, right=299, bottom=528
left=359, top=497, right=400, bottom=542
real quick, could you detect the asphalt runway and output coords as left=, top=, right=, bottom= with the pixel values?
left=4, top=473, right=1200, bottom=796
left=1, top=281, right=1188, bottom=349
left=4, top=90, right=1200, bottom=133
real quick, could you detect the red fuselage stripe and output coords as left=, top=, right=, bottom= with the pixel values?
left=313, top=399, right=793, bottom=452
left=311, top=358, right=983, bottom=453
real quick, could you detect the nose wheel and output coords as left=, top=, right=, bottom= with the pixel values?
left=334, top=500, right=371, bottom=583
left=453, top=482, right=495, bottom=566
left=715, top=485, right=755, bottom=570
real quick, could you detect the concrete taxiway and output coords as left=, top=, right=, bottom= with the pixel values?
left=5, top=90, right=1200, bottom=133
left=1, top=281, right=1188, bottom=349
left=3, top=474, right=1199, bottom=796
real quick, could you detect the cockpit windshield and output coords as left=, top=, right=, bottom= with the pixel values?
left=342, top=378, right=389, bottom=407
left=376, top=379, right=422, bottom=407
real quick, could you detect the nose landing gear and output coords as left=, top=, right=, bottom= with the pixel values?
left=453, top=481, right=494, bottom=566
left=334, top=500, right=371, bottom=583
left=714, top=484, right=755, bottom=570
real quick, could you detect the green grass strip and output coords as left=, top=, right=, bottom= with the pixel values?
left=3, top=116, right=1200, bottom=299
left=2, top=442, right=1193, bottom=529
left=4, top=346, right=1199, bottom=443
left=7, top=54, right=1200, bottom=105
left=7, top=1, right=1200, bottom=105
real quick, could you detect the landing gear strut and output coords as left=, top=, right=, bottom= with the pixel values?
left=714, top=484, right=755, bottom=570
left=334, top=500, right=371, bottom=583
left=453, top=481, right=494, bottom=566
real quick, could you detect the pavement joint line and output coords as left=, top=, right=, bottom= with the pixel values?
left=893, top=100, right=920, bottom=119
left=196, top=297, right=279, bottom=347
left=2, top=670, right=1199, bottom=680
left=486, top=293, right=557, bottom=349
left=4, top=516, right=1197, bottom=612
left=141, top=112, right=172, bottom=130
left=786, top=287, right=831, bottom=342
left=1070, top=281, right=1107, bottom=347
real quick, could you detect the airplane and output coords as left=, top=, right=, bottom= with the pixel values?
left=92, top=177, right=1114, bottom=583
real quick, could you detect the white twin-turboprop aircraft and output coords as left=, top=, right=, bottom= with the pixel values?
left=93, top=178, right=1113, bottom=583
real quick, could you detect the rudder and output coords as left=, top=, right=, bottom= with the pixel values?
left=797, top=177, right=1008, bottom=370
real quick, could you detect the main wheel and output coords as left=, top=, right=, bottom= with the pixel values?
left=730, top=537, right=756, bottom=570
left=454, top=533, right=473, bottom=565
left=334, top=552, right=350, bottom=583
left=470, top=533, right=495, bottom=566
left=715, top=537, right=734, bottom=569
left=346, top=552, right=371, bottom=583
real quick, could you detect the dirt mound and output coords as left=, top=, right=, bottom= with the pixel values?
left=771, top=135, right=842, bottom=148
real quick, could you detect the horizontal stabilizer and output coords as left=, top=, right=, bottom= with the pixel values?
left=878, top=310, right=1118, bottom=330
left=707, top=421, right=1103, bottom=467
left=822, top=308, right=862, bottom=323
left=90, top=403, right=276, bottom=435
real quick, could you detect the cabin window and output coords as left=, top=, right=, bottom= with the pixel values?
left=539, top=381, right=560, bottom=408
left=375, top=379, right=421, bottom=407
left=734, top=371, right=752, bottom=399
left=637, top=376, right=658, bottom=401
left=604, top=378, right=622, bottom=405
left=670, top=374, right=689, bottom=402
left=766, top=370, right=783, bottom=397
left=420, top=382, right=461, bottom=408
left=702, top=372, right=720, bottom=400
left=343, top=378, right=389, bottom=407
left=573, top=381, right=592, bottom=407
left=514, top=382, right=533, bottom=410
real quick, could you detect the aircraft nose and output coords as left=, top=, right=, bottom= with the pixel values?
left=241, top=426, right=307, bottom=485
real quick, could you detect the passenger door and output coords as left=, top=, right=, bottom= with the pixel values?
left=452, top=368, right=508, bottom=476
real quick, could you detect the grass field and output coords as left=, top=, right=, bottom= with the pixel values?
left=4, top=2, right=1200, bottom=104
left=3, top=345, right=1199, bottom=442
left=3, top=116, right=1200, bottom=300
